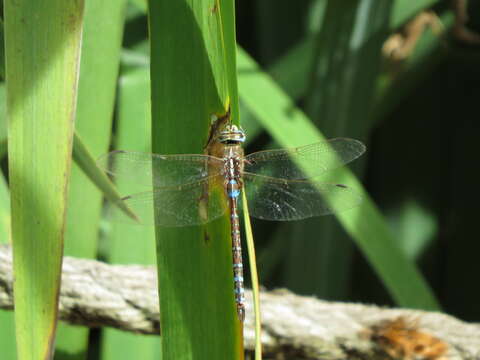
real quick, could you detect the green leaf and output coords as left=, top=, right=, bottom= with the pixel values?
left=55, top=0, right=127, bottom=358
left=5, top=0, right=85, bottom=358
left=148, top=0, right=243, bottom=358
left=100, top=67, right=160, bottom=360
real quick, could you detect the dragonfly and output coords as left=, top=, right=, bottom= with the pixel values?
left=98, top=124, right=365, bottom=322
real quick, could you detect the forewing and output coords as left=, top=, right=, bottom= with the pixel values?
left=97, top=150, right=224, bottom=188
left=244, top=138, right=365, bottom=179
left=106, top=175, right=227, bottom=227
left=244, top=173, right=362, bottom=221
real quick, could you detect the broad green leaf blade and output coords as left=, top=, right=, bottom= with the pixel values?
left=101, top=67, right=159, bottom=360
left=237, top=48, right=441, bottom=310
left=5, top=0, right=85, bottom=359
left=149, top=0, right=243, bottom=358
left=55, top=0, right=127, bottom=357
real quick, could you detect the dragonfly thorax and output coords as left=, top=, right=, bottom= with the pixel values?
left=218, top=124, right=246, bottom=144
left=222, top=146, right=245, bottom=179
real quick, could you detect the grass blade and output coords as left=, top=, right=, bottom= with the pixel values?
left=5, top=0, right=84, bottom=358
left=72, top=133, right=138, bottom=221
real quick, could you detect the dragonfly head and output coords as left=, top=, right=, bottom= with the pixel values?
left=218, top=124, right=246, bottom=144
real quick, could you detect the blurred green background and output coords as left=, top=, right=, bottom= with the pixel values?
left=236, top=0, right=480, bottom=321
left=2, top=0, right=480, bottom=359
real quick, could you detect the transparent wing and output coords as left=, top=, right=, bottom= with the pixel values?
left=106, top=175, right=227, bottom=227
left=244, top=138, right=365, bottom=179
left=97, top=150, right=224, bottom=188
left=243, top=173, right=362, bottom=221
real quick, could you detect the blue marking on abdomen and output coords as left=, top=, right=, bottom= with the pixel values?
left=227, top=178, right=240, bottom=198
left=228, top=189, right=240, bottom=198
